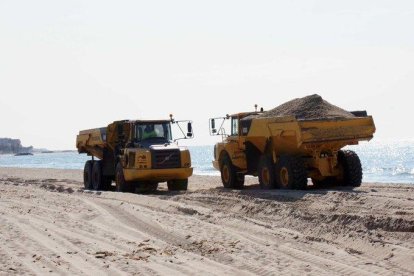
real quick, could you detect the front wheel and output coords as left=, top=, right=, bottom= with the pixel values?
left=115, top=163, right=131, bottom=192
left=167, top=179, right=188, bottom=191
left=220, top=155, right=244, bottom=189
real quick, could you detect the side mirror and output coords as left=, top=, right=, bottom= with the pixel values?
left=211, top=119, right=216, bottom=134
left=187, top=122, right=193, bottom=137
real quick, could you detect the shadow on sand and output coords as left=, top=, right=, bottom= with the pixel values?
left=81, top=180, right=367, bottom=204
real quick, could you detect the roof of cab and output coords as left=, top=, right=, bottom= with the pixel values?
left=114, top=119, right=171, bottom=124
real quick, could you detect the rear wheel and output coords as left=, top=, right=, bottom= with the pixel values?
left=92, top=161, right=104, bottom=191
left=167, top=179, right=188, bottom=191
left=83, top=160, right=93, bottom=189
left=220, top=154, right=244, bottom=189
left=337, top=150, right=362, bottom=187
left=258, top=155, right=276, bottom=189
left=115, top=163, right=131, bottom=192
left=275, top=155, right=307, bottom=190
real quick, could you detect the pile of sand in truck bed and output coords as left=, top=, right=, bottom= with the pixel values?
left=256, top=94, right=356, bottom=120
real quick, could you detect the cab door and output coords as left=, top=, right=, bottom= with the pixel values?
left=233, top=115, right=247, bottom=150
left=226, top=116, right=247, bottom=171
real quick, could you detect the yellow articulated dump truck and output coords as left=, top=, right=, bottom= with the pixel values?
left=209, top=95, right=376, bottom=190
left=76, top=116, right=193, bottom=193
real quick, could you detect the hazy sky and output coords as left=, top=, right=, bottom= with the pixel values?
left=1, top=0, right=413, bottom=150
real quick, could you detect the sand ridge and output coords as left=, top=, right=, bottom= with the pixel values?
left=0, top=167, right=413, bottom=275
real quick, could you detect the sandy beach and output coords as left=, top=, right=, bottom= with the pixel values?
left=0, top=167, right=413, bottom=275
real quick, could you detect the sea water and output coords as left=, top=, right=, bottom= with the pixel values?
left=0, top=141, right=413, bottom=184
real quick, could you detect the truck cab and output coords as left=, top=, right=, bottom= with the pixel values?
left=209, top=110, right=263, bottom=188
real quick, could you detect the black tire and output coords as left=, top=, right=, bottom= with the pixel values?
left=115, top=163, right=131, bottom=192
left=167, top=179, right=188, bottom=191
left=83, top=160, right=93, bottom=189
left=338, top=150, right=362, bottom=187
left=275, top=155, right=307, bottom=190
left=258, top=155, right=276, bottom=189
left=92, top=161, right=104, bottom=191
left=220, top=154, right=244, bottom=189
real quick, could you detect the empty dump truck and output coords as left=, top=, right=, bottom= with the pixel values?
left=210, top=95, right=376, bottom=189
left=76, top=116, right=193, bottom=192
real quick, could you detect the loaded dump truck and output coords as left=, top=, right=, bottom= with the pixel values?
left=76, top=116, right=193, bottom=192
left=210, top=95, right=376, bottom=189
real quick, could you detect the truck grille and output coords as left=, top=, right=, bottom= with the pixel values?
left=152, top=150, right=181, bottom=169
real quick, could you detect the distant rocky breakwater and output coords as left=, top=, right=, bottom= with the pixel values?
left=0, top=138, right=33, bottom=154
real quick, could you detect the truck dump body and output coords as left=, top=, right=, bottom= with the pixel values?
left=76, top=127, right=107, bottom=159
left=245, top=115, right=375, bottom=156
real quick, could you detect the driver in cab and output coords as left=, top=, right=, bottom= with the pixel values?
left=142, top=125, right=157, bottom=139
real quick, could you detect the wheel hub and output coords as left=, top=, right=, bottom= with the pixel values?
left=280, top=167, right=289, bottom=187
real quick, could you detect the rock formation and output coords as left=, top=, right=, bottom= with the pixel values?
left=0, top=138, right=33, bottom=154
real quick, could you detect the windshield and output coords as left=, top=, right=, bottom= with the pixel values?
left=135, top=122, right=172, bottom=142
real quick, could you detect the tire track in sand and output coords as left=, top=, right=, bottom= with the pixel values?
left=164, top=192, right=400, bottom=276
left=81, top=197, right=263, bottom=275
